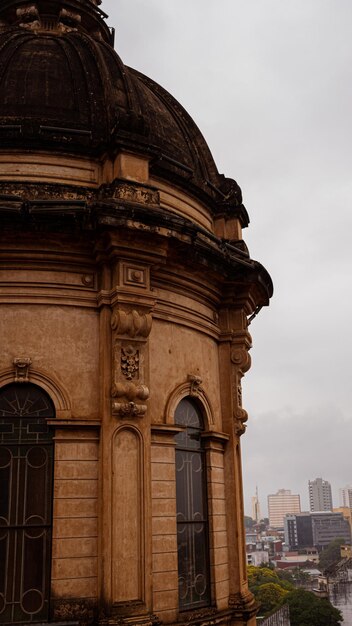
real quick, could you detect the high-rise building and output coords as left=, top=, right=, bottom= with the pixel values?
left=252, top=486, right=261, bottom=523
left=285, top=512, right=351, bottom=550
left=268, top=489, right=301, bottom=528
left=309, top=477, right=333, bottom=511
left=340, top=485, right=352, bottom=508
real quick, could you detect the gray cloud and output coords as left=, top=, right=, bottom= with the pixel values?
left=103, top=0, right=352, bottom=515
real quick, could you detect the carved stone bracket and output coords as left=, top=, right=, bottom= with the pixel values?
left=111, top=306, right=153, bottom=419
left=111, top=308, right=152, bottom=339
left=13, top=357, right=32, bottom=383
left=112, top=402, right=147, bottom=419
left=187, top=374, right=203, bottom=397
left=230, top=330, right=252, bottom=437
left=234, top=382, right=248, bottom=436
left=111, top=382, right=149, bottom=401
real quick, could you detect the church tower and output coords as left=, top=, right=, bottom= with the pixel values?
left=0, top=2, right=272, bottom=626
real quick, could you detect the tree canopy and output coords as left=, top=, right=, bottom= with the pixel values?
left=319, top=538, right=346, bottom=572
left=244, top=515, right=255, bottom=529
left=248, top=564, right=342, bottom=623
left=256, top=583, right=288, bottom=615
left=283, top=589, right=342, bottom=626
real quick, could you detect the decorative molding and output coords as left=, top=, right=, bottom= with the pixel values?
left=123, top=264, right=148, bottom=288
left=111, top=305, right=152, bottom=418
left=13, top=357, right=32, bottom=382
left=111, top=308, right=152, bottom=338
left=112, top=402, right=147, bottom=418
left=82, top=273, right=94, bottom=287
left=233, top=382, right=248, bottom=436
left=229, top=330, right=252, bottom=437
left=112, top=382, right=149, bottom=401
left=0, top=366, right=71, bottom=418
left=230, top=346, right=251, bottom=374
left=121, top=346, right=139, bottom=380
left=52, top=598, right=97, bottom=625
left=228, top=590, right=258, bottom=620
left=165, top=376, right=214, bottom=426
left=100, top=610, right=161, bottom=626
left=105, top=180, right=160, bottom=207
left=201, top=430, right=230, bottom=451
left=187, top=374, right=203, bottom=396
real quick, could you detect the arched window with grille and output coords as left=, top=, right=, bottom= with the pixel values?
left=0, top=382, right=55, bottom=624
left=174, top=397, right=210, bottom=611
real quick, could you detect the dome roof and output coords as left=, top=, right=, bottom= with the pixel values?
left=0, top=0, right=245, bottom=212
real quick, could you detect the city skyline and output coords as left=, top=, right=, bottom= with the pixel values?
left=248, top=479, right=352, bottom=520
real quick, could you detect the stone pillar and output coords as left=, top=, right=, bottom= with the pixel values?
left=97, top=238, right=162, bottom=625
left=218, top=305, right=258, bottom=626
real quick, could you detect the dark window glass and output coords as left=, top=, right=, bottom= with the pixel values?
left=0, top=383, right=54, bottom=624
left=175, top=398, right=210, bottom=610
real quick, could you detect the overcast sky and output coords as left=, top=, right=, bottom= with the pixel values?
left=103, top=0, right=352, bottom=516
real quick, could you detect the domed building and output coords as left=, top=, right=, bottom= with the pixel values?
left=0, top=2, right=272, bottom=626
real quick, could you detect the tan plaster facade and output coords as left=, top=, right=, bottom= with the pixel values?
left=0, top=147, right=271, bottom=626
left=0, top=150, right=266, bottom=625
left=0, top=5, right=272, bottom=626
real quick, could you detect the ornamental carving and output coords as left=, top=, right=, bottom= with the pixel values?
left=234, top=408, right=248, bottom=436
left=111, top=382, right=149, bottom=401
left=111, top=309, right=152, bottom=338
left=102, top=181, right=160, bottom=207
left=112, top=402, right=147, bottom=418
left=111, top=305, right=153, bottom=418
left=52, top=599, right=96, bottom=625
left=187, top=374, right=203, bottom=397
left=13, top=357, right=32, bottom=383
left=230, top=347, right=251, bottom=374
left=230, top=330, right=252, bottom=437
left=233, top=382, right=248, bottom=434
left=121, top=346, right=139, bottom=380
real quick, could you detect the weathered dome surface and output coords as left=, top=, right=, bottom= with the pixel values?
left=0, top=0, right=243, bottom=207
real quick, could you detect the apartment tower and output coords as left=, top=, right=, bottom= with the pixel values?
left=309, top=477, right=333, bottom=512
left=268, top=489, right=301, bottom=529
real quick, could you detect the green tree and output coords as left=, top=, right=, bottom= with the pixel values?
left=319, top=538, right=346, bottom=572
left=256, top=582, right=287, bottom=615
left=247, top=565, right=278, bottom=593
left=244, top=515, right=255, bottom=529
left=283, top=589, right=342, bottom=626
left=247, top=565, right=294, bottom=596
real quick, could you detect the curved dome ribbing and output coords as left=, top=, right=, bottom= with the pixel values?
left=0, top=0, right=246, bottom=215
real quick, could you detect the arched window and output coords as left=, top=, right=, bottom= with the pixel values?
left=175, top=397, right=210, bottom=610
left=0, top=383, right=55, bottom=624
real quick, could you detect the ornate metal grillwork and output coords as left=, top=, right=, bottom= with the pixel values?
left=175, top=398, right=210, bottom=611
left=0, top=384, right=54, bottom=624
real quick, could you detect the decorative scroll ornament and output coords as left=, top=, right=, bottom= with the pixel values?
left=13, top=357, right=32, bottom=383
left=233, top=382, right=248, bottom=436
left=111, top=382, right=149, bottom=401
left=121, top=346, right=139, bottom=380
left=187, top=374, right=203, bottom=397
left=230, top=347, right=251, bottom=374
left=111, top=308, right=152, bottom=338
left=111, top=305, right=153, bottom=419
left=230, top=330, right=252, bottom=437
left=112, top=402, right=147, bottom=418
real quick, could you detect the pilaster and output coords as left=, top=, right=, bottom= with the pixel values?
left=96, top=234, right=165, bottom=624
left=218, top=304, right=258, bottom=625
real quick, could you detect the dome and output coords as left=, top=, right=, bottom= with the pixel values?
left=0, top=0, right=245, bottom=217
